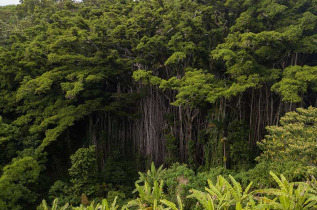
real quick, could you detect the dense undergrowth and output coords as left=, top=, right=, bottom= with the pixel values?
left=39, top=165, right=317, bottom=209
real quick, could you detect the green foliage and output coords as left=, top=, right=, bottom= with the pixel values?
left=272, top=66, right=317, bottom=102
left=128, top=162, right=197, bottom=209
left=0, top=116, right=19, bottom=171
left=0, top=156, right=41, bottom=210
left=198, top=121, right=224, bottom=169
left=201, top=167, right=237, bottom=185
left=0, top=0, right=317, bottom=209
left=0, top=116, right=18, bottom=144
left=42, top=164, right=317, bottom=210
left=136, top=162, right=165, bottom=188
left=188, top=175, right=255, bottom=209
left=49, top=146, right=101, bottom=205
left=245, top=160, right=307, bottom=188
left=164, top=134, right=179, bottom=165
left=256, top=106, right=317, bottom=180
left=38, top=197, right=118, bottom=210
left=102, top=152, right=139, bottom=194
left=49, top=180, right=71, bottom=205
left=188, top=171, right=317, bottom=210
left=134, top=68, right=226, bottom=107
left=126, top=180, right=165, bottom=209
left=69, top=146, right=99, bottom=196
left=234, top=107, right=317, bottom=187
left=161, top=163, right=208, bottom=209
left=38, top=198, right=69, bottom=210
left=227, top=120, right=252, bottom=169
left=72, top=197, right=119, bottom=210
left=106, top=191, right=126, bottom=208
left=161, top=195, right=184, bottom=210
left=254, top=171, right=316, bottom=210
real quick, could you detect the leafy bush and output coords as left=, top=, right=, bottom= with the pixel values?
left=136, top=162, right=165, bottom=188
left=69, top=145, right=99, bottom=196
left=257, top=106, right=317, bottom=169
left=162, top=163, right=205, bottom=209
left=0, top=156, right=41, bottom=210
left=255, top=172, right=317, bottom=210
left=106, top=190, right=126, bottom=207
left=124, top=180, right=165, bottom=209
left=245, top=107, right=317, bottom=187
left=49, top=146, right=102, bottom=205
left=188, top=171, right=317, bottom=210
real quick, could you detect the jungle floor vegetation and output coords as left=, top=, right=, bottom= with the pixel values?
left=0, top=0, right=317, bottom=209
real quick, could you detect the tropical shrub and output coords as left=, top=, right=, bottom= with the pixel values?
left=257, top=106, right=317, bottom=168
left=248, top=106, right=317, bottom=187
left=188, top=174, right=256, bottom=209
left=136, top=162, right=165, bottom=188
left=38, top=197, right=118, bottom=210
left=255, top=172, right=317, bottom=210
left=124, top=180, right=165, bottom=209
left=188, top=172, right=317, bottom=210
left=0, top=156, right=41, bottom=210
left=49, top=146, right=102, bottom=205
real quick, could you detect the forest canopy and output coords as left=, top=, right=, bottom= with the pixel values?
left=0, top=0, right=316, bottom=209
